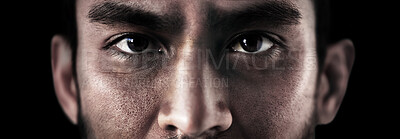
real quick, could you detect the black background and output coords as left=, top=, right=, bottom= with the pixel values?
left=5, top=0, right=396, bottom=138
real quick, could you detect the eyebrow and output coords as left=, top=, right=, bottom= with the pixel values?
left=236, top=1, right=302, bottom=25
left=209, top=1, right=302, bottom=31
left=87, top=2, right=184, bottom=33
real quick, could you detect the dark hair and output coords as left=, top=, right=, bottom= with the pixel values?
left=60, top=0, right=77, bottom=49
left=59, top=0, right=330, bottom=68
left=314, top=0, right=330, bottom=68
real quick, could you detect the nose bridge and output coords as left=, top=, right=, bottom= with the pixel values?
left=158, top=37, right=231, bottom=136
left=173, top=39, right=207, bottom=129
left=157, top=1, right=232, bottom=135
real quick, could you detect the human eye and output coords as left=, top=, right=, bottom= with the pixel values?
left=104, top=33, right=161, bottom=55
left=227, top=31, right=283, bottom=54
left=100, top=32, right=166, bottom=72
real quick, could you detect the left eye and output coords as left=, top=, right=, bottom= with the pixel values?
left=114, top=35, right=156, bottom=54
left=229, top=33, right=274, bottom=53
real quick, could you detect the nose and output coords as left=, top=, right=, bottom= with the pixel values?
left=157, top=43, right=232, bottom=137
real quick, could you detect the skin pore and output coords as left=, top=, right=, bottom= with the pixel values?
left=51, top=0, right=355, bottom=138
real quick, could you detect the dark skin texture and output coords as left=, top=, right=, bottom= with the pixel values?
left=51, top=0, right=355, bottom=138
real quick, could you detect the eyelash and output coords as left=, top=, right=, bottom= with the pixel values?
left=223, top=31, right=287, bottom=60
left=227, top=31, right=287, bottom=50
left=103, top=33, right=149, bottom=49
left=107, top=48, right=135, bottom=61
left=102, top=33, right=159, bottom=60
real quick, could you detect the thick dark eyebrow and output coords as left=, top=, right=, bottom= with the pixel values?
left=87, top=2, right=184, bottom=33
left=209, top=1, right=302, bottom=31
left=236, top=1, right=302, bottom=25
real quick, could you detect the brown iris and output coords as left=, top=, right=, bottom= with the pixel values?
left=126, top=36, right=149, bottom=52
left=237, top=34, right=262, bottom=52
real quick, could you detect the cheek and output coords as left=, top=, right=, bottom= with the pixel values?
left=227, top=45, right=317, bottom=137
left=76, top=59, right=169, bottom=137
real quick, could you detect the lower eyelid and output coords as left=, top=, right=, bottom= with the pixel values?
left=268, top=46, right=283, bottom=58
left=107, top=48, right=134, bottom=61
left=258, top=45, right=281, bottom=59
left=229, top=45, right=282, bottom=59
left=107, top=45, right=166, bottom=62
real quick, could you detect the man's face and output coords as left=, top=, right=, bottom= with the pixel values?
left=75, top=0, right=318, bottom=138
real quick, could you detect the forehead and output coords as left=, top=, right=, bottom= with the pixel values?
left=77, top=0, right=313, bottom=16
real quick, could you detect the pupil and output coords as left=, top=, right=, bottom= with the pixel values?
left=127, top=36, right=149, bottom=52
left=239, top=34, right=262, bottom=52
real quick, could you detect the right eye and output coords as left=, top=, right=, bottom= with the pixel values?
left=108, top=34, right=160, bottom=54
left=114, top=34, right=152, bottom=54
left=115, top=36, right=149, bottom=54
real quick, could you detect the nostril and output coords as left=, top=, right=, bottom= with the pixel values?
left=210, top=126, right=221, bottom=131
left=208, top=126, right=222, bottom=134
left=166, top=125, right=177, bottom=131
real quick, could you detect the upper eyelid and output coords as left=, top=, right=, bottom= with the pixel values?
left=103, top=32, right=154, bottom=49
left=103, top=33, right=131, bottom=49
left=225, top=31, right=287, bottom=48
